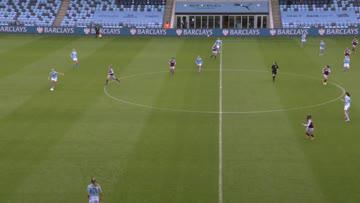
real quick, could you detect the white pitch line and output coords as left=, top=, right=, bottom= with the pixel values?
left=218, top=46, right=224, bottom=203
left=104, top=70, right=345, bottom=114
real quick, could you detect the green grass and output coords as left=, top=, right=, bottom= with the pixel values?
left=0, top=34, right=359, bottom=203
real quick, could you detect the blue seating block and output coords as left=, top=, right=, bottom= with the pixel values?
left=61, top=0, right=165, bottom=28
left=280, top=0, right=360, bottom=28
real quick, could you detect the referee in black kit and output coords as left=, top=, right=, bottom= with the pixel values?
left=271, top=62, right=279, bottom=82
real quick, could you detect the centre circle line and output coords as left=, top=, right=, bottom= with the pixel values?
left=104, top=69, right=346, bottom=114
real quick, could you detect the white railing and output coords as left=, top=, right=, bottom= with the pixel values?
left=170, top=0, right=176, bottom=28
left=268, top=0, right=274, bottom=28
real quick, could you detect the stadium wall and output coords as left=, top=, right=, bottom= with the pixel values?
left=0, top=25, right=358, bottom=36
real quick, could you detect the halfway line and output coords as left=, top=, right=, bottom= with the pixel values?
left=218, top=45, right=224, bottom=203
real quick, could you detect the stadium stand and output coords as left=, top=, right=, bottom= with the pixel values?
left=61, top=0, right=166, bottom=28
left=280, top=0, right=360, bottom=28
left=176, top=0, right=225, bottom=1
left=0, top=0, right=61, bottom=26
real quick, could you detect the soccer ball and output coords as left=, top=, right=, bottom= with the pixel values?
left=50, top=88, right=54, bottom=91
left=99, top=34, right=102, bottom=38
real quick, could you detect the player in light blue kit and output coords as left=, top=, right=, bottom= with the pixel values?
left=70, top=49, right=79, bottom=68
left=195, top=55, right=203, bottom=72
left=319, top=40, right=325, bottom=55
left=48, top=68, right=64, bottom=91
left=342, top=92, right=351, bottom=122
left=214, top=38, right=223, bottom=50
left=343, top=55, right=350, bottom=71
left=301, top=33, right=307, bottom=47
left=87, top=177, right=103, bottom=203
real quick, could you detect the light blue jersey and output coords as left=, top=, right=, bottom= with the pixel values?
left=49, top=70, right=58, bottom=80
left=196, top=57, right=203, bottom=65
left=345, top=95, right=351, bottom=106
left=87, top=183, right=102, bottom=200
left=71, top=51, right=77, bottom=59
left=215, top=39, right=222, bottom=48
left=344, top=56, right=350, bottom=64
left=320, top=41, right=325, bottom=49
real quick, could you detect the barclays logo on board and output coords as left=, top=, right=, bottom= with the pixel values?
left=0, top=26, right=27, bottom=33
left=130, top=28, right=167, bottom=36
left=83, top=28, right=121, bottom=35
left=37, top=27, right=75, bottom=34
left=178, top=29, right=213, bottom=36
left=228, top=29, right=261, bottom=36
left=322, top=28, right=358, bottom=35
left=269, top=28, right=308, bottom=36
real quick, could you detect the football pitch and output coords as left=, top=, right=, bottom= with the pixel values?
left=0, top=34, right=359, bottom=203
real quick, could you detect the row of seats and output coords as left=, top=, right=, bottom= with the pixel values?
left=280, top=0, right=360, bottom=28
left=280, top=0, right=332, bottom=6
left=0, top=0, right=165, bottom=28
left=121, top=0, right=165, bottom=5
left=61, top=0, right=165, bottom=28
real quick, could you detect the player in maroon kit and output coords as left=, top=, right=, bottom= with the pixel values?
left=210, top=45, right=219, bottom=59
left=169, top=57, right=176, bottom=75
left=105, top=65, right=120, bottom=85
left=322, top=65, right=331, bottom=85
left=344, top=47, right=351, bottom=57
left=303, top=115, right=315, bottom=140
left=352, top=37, right=358, bottom=52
